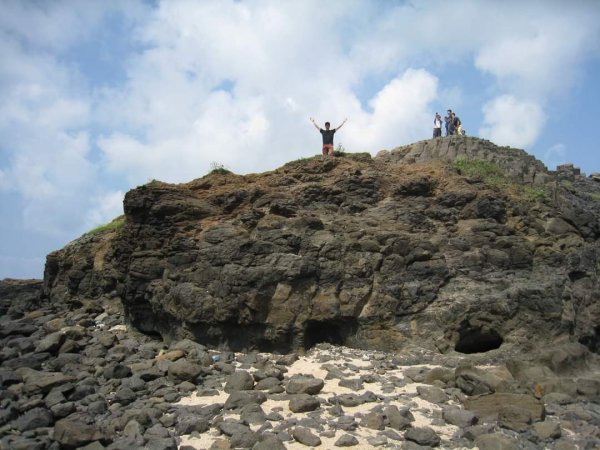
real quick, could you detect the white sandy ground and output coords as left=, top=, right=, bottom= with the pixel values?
left=177, top=347, right=461, bottom=449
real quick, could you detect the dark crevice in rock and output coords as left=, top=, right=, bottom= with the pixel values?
left=187, top=322, right=293, bottom=354
left=579, top=326, right=600, bottom=353
left=304, top=319, right=359, bottom=351
left=568, top=270, right=587, bottom=282
left=454, top=324, right=503, bottom=354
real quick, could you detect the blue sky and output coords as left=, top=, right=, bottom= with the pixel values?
left=1, top=0, right=600, bottom=279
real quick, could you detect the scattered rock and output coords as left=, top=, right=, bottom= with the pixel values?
left=335, top=433, right=359, bottom=447
left=417, top=385, right=448, bottom=404
left=286, top=374, right=325, bottom=395
left=289, top=394, right=320, bottom=413
left=53, top=418, right=108, bottom=448
left=292, top=426, right=321, bottom=447
left=224, top=390, right=267, bottom=410
left=224, top=370, right=255, bottom=392
left=404, top=426, right=441, bottom=447
left=474, top=432, right=519, bottom=450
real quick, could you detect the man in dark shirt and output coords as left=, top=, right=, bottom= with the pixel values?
left=310, top=117, right=347, bottom=155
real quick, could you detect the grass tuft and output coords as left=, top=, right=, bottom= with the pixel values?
left=209, top=162, right=232, bottom=175
left=452, top=158, right=550, bottom=203
left=85, top=216, right=125, bottom=236
left=452, top=158, right=505, bottom=185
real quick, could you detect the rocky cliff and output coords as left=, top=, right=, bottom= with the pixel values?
left=41, top=137, right=600, bottom=355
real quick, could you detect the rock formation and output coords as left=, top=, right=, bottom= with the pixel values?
left=2, top=136, right=600, bottom=450
left=40, top=136, right=600, bottom=356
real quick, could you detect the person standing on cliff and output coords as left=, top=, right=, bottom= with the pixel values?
left=444, top=110, right=453, bottom=136
left=433, top=112, right=442, bottom=138
left=310, top=117, right=347, bottom=156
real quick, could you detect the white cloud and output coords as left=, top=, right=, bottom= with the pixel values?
left=543, top=143, right=567, bottom=171
left=1, top=0, right=600, bottom=279
left=479, top=95, right=546, bottom=149
left=474, top=2, right=600, bottom=97
left=344, top=69, right=438, bottom=151
left=85, top=190, right=125, bottom=230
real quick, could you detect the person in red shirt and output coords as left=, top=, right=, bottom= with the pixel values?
left=310, top=117, right=347, bottom=155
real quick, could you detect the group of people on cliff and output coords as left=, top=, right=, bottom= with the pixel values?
left=309, top=109, right=463, bottom=156
left=434, top=109, right=463, bottom=137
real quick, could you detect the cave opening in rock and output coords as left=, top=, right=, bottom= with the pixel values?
left=304, top=320, right=358, bottom=350
left=454, top=326, right=503, bottom=354
left=579, top=326, right=600, bottom=353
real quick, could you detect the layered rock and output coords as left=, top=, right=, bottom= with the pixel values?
left=42, top=137, right=600, bottom=354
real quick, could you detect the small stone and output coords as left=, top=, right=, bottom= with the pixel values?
left=335, top=434, right=359, bottom=447
left=175, top=417, right=210, bottom=435
left=14, top=407, right=53, bottom=431
left=338, top=378, right=364, bottom=391
left=383, top=405, right=413, bottom=431
left=498, top=405, right=532, bottom=432
left=404, top=427, right=441, bottom=447
left=366, top=435, right=387, bottom=447
left=103, top=363, right=132, bottom=379
left=50, top=401, right=75, bottom=419
left=53, top=419, right=107, bottom=448
left=362, top=411, right=385, bottom=430
left=255, top=377, right=282, bottom=391
left=533, top=420, right=561, bottom=440
left=253, top=436, right=286, bottom=450
left=442, top=407, right=478, bottom=427
left=286, top=374, right=325, bottom=395
left=223, top=390, right=267, bottom=410
left=167, top=359, right=203, bottom=383
left=416, top=385, right=448, bottom=404
left=224, top=370, right=255, bottom=392
left=289, top=394, right=320, bottom=413
left=381, top=429, right=402, bottom=441
left=329, top=404, right=344, bottom=417
left=292, top=427, right=321, bottom=447
left=114, top=386, right=136, bottom=405
left=335, top=415, right=358, bottom=431
left=240, top=403, right=267, bottom=425
left=474, top=433, right=519, bottom=450
left=275, top=354, right=299, bottom=366
left=156, top=350, right=186, bottom=361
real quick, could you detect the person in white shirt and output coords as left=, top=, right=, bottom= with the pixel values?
left=433, top=112, right=442, bottom=138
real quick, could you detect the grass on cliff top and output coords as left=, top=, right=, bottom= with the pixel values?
left=452, top=158, right=549, bottom=203
left=85, top=216, right=125, bottom=236
left=287, top=145, right=372, bottom=166
left=452, top=158, right=505, bottom=185
left=208, top=162, right=233, bottom=175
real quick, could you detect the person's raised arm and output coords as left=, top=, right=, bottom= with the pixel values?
left=309, top=117, right=321, bottom=130
left=335, top=118, right=348, bottom=130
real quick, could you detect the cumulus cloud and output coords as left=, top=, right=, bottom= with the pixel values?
left=479, top=95, right=546, bottom=149
left=543, top=143, right=567, bottom=171
left=85, top=190, right=125, bottom=230
left=1, top=0, right=600, bottom=278
left=344, top=69, right=438, bottom=151
left=474, top=1, right=600, bottom=97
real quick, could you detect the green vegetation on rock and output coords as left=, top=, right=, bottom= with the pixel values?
left=452, top=158, right=506, bottom=186
left=85, top=216, right=125, bottom=236
left=452, top=158, right=550, bottom=203
left=209, top=162, right=232, bottom=175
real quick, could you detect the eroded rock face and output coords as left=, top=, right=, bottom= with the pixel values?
left=42, top=137, right=600, bottom=354
left=0, top=279, right=43, bottom=318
